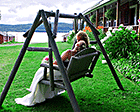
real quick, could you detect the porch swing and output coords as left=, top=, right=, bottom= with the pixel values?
left=0, top=9, right=124, bottom=112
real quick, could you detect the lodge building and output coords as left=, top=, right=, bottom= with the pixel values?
left=83, top=0, right=139, bottom=32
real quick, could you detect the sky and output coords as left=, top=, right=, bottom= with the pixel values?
left=0, top=0, right=99, bottom=25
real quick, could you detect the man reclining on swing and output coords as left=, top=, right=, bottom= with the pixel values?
left=15, top=31, right=90, bottom=106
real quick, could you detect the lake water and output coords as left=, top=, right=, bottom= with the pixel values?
left=8, top=32, right=68, bottom=43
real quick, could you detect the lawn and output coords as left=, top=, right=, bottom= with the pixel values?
left=0, top=42, right=140, bottom=112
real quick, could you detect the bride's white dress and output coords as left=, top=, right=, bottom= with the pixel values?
left=15, top=67, right=65, bottom=106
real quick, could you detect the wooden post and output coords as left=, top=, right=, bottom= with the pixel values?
left=53, top=9, right=59, bottom=38
left=136, top=1, right=139, bottom=25
left=0, top=10, right=41, bottom=106
left=80, top=19, right=84, bottom=30
left=23, top=19, right=43, bottom=37
left=49, top=48, right=54, bottom=91
left=116, top=0, right=120, bottom=26
left=79, top=13, right=124, bottom=91
left=96, top=9, right=99, bottom=27
left=103, top=6, right=106, bottom=32
left=43, top=68, right=47, bottom=80
left=74, top=13, right=78, bottom=34
left=41, top=10, right=80, bottom=112
left=103, top=6, right=106, bottom=27
left=49, top=9, right=60, bottom=91
left=88, top=51, right=101, bottom=75
left=138, top=2, right=140, bottom=37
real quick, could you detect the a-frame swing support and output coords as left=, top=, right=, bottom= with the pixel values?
left=0, top=9, right=124, bottom=112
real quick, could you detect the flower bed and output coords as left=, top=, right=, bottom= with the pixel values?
left=67, top=26, right=140, bottom=85
left=100, top=24, right=140, bottom=85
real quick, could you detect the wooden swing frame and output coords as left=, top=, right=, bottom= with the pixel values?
left=0, top=9, right=124, bottom=112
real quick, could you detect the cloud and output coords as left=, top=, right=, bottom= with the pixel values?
left=15, top=14, right=35, bottom=23
left=0, top=0, right=98, bottom=24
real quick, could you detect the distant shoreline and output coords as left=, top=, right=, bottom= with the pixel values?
left=0, top=23, right=73, bottom=33
left=7, top=32, right=68, bottom=43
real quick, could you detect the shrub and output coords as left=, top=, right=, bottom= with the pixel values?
left=112, top=53, right=140, bottom=85
left=90, top=14, right=96, bottom=24
left=83, top=26, right=106, bottom=41
left=103, top=25, right=139, bottom=59
left=90, top=14, right=103, bottom=25
left=105, top=8, right=116, bottom=20
left=101, top=25, right=140, bottom=85
left=67, top=30, right=75, bottom=43
left=83, top=26, right=95, bottom=41
left=98, top=28, right=106, bottom=40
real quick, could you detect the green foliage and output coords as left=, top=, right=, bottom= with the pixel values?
left=105, top=8, right=116, bottom=20
left=67, top=29, right=106, bottom=44
left=94, top=29, right=106, bottom=50
left=102, top=25, right=140, bottom=84
left=67, top=30, right=76, bottom=43
left=90, top=14, right=103, bottom=25
left=85, top=29, right=106, bottom=42
left=90, top=14, right=96, bottom=24
left=98, top=29, right=106, bottom=40
left=112, top=53, right=140, bottom=85
left=85, top=30, right=95, bottom=41
left=104, top=26, right=139, bottom=59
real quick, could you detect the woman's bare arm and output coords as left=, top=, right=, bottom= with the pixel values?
left=53, top=50, right=71, bottom=65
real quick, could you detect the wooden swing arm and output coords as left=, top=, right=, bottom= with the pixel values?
left=0, top=10, right=42, bottom=106
left=23, top=10, right=82, bottom=38
left=53, top=10, right=59, bottom=38
left=27, top=47, right=51, bottom=52
left=45, top=11, right=80, bottom=19
left=23, top=19, right=43, bottom=38
left=88, top=50, right=101, bottom=76
left=78, top=13, right=100, bottom=35
left=79, top=13, right=124, bottom=91
left=40, top=10, right=80, bottom=112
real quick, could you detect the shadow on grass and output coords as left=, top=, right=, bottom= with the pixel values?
left=20, top=88, right=130, bottom=112
left=28, top=94, right=74, bottom=112
left=23, top=92, right=119, bottom=112
left=1, top=84, right=139, bottom=112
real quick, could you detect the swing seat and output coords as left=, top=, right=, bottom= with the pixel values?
left=67, top=47, right=99, bottom=81
left=40, top=48, right=100, bottom=89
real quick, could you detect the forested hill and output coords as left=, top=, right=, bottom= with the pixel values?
left=0, top=23, right=73, bottom=33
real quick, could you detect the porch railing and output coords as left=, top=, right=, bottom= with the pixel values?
left=103, top=25, right=139, bottom=33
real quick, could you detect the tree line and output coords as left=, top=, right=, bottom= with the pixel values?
left=0, top=23, right=73, bottom=33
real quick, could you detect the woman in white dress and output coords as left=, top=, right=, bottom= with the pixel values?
left=15, top=40, right=87, bottom=106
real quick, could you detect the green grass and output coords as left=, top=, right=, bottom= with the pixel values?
left=0, top=42, right=140, bottom=112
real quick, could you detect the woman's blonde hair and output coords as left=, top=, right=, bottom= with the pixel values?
left=76, top=31, right=90, bottom=48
